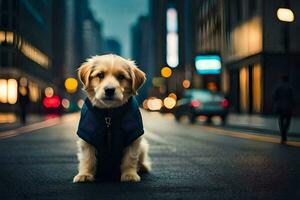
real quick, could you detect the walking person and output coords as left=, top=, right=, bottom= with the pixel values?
left=18, top=86, right=30, bottom=124
left=272, top=75, right=295, bottom=144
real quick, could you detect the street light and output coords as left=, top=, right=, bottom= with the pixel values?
left=276, top=4, right=295, bottom=78
left=277, top=8, right=295, bottom=22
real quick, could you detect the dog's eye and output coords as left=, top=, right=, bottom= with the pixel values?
left=97, top=72, right=105, bottom=79
left=117, top=74, right=125, bottom=81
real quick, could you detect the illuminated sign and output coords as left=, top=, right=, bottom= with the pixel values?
left=195, top=55, right=222, bottom=74
left=166, top=7, right=178, bottom=68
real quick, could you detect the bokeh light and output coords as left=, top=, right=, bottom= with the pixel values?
left=147, top=98, right=163, bottom=111
left=277, top=8, right=295, bottom=22
left=168, top=92, right=177, bottom=100
left=77, top=99, right=84, bottom=109
left=7, top=79, right=18, bottom=104
left=182, top=80, right=191, bottom=89
left=0, top=113, right=16, bottom=124
left=43, top=96, right=60, bottom=108
left=45, top=87, right=54, bottom=98
left=143, top=99, right=149, bottom=110
left=163, top=97, right=176, bottom=109
left=61, top=98, right=70, bottom=109
left=19, top=86, right=28, bottom=96
left=65, top=78, right=78, bottom=93
left=161, top=67, right=172, bottom=78
left=19, top=77, right=28, bottom=87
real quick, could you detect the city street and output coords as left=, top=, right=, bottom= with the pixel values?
left=0, top=111, right=300, bottom=200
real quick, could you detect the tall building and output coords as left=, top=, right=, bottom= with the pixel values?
left=0, top=0, right=53, bottom=111
left=82, top=10, right=103, bottom=59
left=55, top=0, right=103, bottom=106
left=149, top=0, right=196, bottom=98
left=52, top=0, right=66, bottom=94
left=193, top=0, right=225, bottom=91
left=0, top=0, right=104, bottom=112
left=131, top=16, right=154, bottom=101
left=103, top=38, right=121, bottom=55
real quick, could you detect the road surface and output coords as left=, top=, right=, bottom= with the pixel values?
left=0, top=111, right=300, bottom=199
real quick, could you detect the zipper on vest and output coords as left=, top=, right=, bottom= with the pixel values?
left=105, top=110, right=112, bottom=153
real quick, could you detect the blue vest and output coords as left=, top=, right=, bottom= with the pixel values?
left=77, top=97, right=144, bottom=181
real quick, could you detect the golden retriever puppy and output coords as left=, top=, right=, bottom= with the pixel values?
left=73, top=54, right=151, bottom=183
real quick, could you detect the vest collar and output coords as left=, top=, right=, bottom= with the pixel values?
left=84, top=97, right=132, bottom=116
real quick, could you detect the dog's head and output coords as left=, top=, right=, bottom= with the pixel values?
left=78, top=54, right=146, bottom=108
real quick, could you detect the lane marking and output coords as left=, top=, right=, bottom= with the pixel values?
left=192, top=125, right=300, bottom=148
left=0, top=113, right=79, bottom=140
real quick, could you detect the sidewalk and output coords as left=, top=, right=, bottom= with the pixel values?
left=226, top=113, right=300, bottom=136
left=0, top=113, right=58, bottom=132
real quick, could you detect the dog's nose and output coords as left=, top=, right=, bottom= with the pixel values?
left=104, top=87, right=115, bottom=97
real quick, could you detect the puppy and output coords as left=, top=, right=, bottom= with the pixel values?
left=73, top=54, right=151, bottom=183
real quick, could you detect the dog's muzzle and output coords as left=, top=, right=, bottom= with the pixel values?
left=104, top=86, right=116, bottom=100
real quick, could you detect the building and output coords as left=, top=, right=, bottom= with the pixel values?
left=52, top=0, right=66, bottom=95
left=149, top=0, right=196, bottom=98
left=82, top=10, right=103, bottom=59
left=103, top=38, right=122, bottom=55
left=131, top=16, right=154, bottom=101
left=54, top=0, right=103, bottom=109
left=193, top=0, right=225, bottom=91
left=0, top=0, right=53, bottom=112
left=223, top=0, right=300, bottom=115
left=194, top=0, right=300, bottom=115
left=0, top=0, right=104, bottom=113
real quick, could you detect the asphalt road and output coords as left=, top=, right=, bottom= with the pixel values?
left=0, top=111, right=300, bottom=200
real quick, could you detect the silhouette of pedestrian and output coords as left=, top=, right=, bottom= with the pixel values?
left=18, top=86, right=30, bottom=124
left=272, top=75, right=295, bottom=143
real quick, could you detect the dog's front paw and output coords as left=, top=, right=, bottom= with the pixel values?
left=121, top=172, right=141, bottom=182
left=73, top=173, right=95, bottom=183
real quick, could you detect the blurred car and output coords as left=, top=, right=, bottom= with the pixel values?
left=174, top=89, right=229, bottom=124
left=43, top=95, right=63, bottom=114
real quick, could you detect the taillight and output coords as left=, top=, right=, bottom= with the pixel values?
left=43, top=96, right=61, bottom=108
left=191, top=100, right=201, bottom=107
left=221, top=99, right=229, bottom=108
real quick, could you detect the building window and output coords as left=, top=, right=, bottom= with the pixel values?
left=221, top=68, right=230, bottom=94
left=166, top=6, right=179, bottom=68
left=252, top=64, right=262, bottom=113
left=240, top=66, right=249, bottom=112
left=28, top=81, right=40, bottom=102
left=0, top=79, right=18, bottom=104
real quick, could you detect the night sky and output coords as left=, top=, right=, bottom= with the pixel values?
left=89, top=0, right=149, bottom=58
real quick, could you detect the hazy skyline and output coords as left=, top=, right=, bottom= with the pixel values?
left=89, top=0, right=149, bottom=58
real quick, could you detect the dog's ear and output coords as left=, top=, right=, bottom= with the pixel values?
left=127, top=60, right=146, bottom=95
left=77, top=62, right=92, bottom=89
